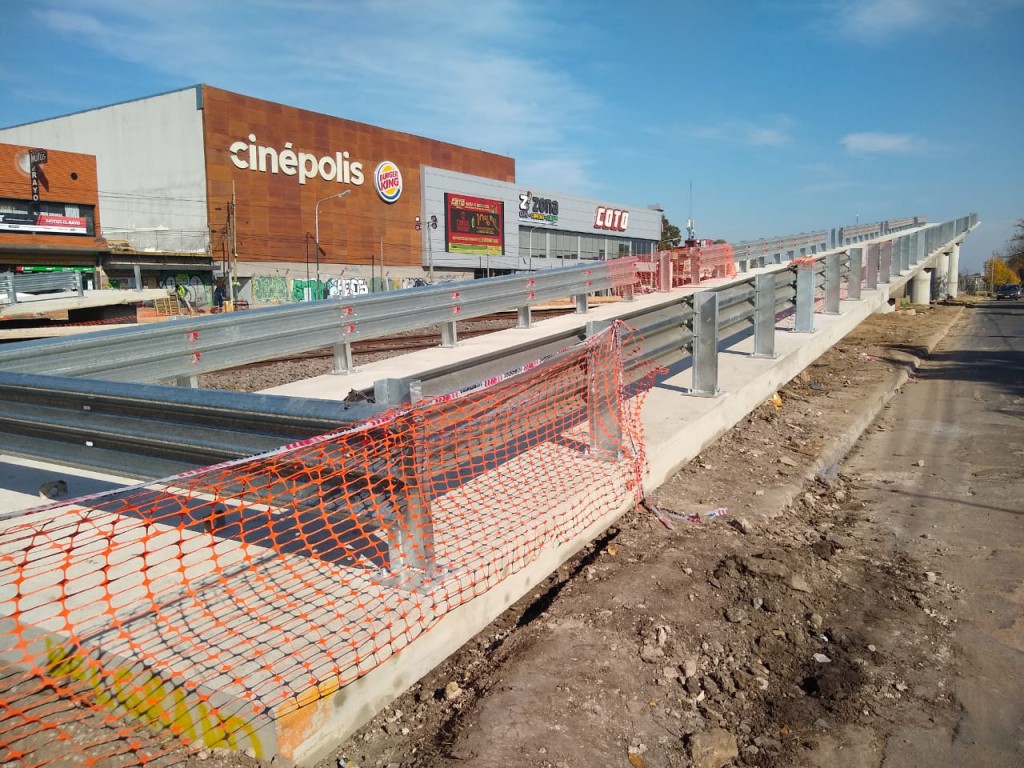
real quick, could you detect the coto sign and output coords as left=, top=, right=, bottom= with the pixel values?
left=594, top=206, right=629, bottom=231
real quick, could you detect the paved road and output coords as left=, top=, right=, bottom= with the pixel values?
left=844, top=297, right=1024, bottom=766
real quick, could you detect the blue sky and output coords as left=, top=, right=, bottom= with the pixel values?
left=1, top=0, right=1022, bottom=272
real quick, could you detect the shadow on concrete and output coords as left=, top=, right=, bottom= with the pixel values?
left=0, top=459, right=127, bottom=507
left=878, top=487, right=1024, bottom=517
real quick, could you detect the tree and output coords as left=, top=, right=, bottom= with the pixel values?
left=1000, top=218, right=1024, bottom=279
left=658, top=215, right=682, bottom=250
left=984, top=256, right=1019, bottom=288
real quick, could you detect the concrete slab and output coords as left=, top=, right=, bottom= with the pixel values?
left=0, top=453, right=136, bottom=516
left=0, top=288, right=169, bottom=320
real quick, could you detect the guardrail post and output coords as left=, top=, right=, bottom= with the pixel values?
left=847, top=247, right=863, bottom=300
left=176, top=375, right=198, bottom=388
left=332, top=341, right=353, bottom=374
left=690, top=292, right=720, bottom=395
left=388, top=415, right=437, bottom=585
left=865, top=245, right=879, bottom=291
left=517, top=305, right=532, bottom=329
left=824, top=253, right=841, bottom=314
left=752, top=273, right=776, bottom=358
left=374, top=377, right=422, bottom=406
left=621, top=279, right=635, bottom=302
left=586, top=323, right=622, bottom=461
left=74, top=272, right=84, bottom=298
left=658, top=251, right=672, bottom=291
left=795, top=262, right=815, bottom=333
left=879, top=241, right=892, bottom=283
left=1, top=273, right=14, bottom=305
left=440, top=320, right=458, bottom=348
left=575, top=293, right=589, bottom=314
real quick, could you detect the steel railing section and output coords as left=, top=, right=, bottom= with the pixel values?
left=0, top=214, right=976, bottom=477
left=1, top=270, right=83, bottom=305
left=0, top=259, right=635, bottom=382
left=732, top=231, right=829, bottom=271
left=0, top=371, right=387, bottom=478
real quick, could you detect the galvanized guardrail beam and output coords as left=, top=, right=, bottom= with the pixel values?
left=0, top=371, right=385, bottom=478
left=0, top=215, right=976, bottom=479
left=0, top=259, right=635, bottom=383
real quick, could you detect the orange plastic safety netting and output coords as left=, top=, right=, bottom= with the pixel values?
left=0, top=321, right=656, bottom=766
left=634, top=244, right=738, bottom=294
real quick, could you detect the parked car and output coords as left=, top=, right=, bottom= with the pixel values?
left=995, top=284, right=1022, bottom=300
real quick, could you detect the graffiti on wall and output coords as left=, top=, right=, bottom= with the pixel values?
left=247, top=273, right=432, bottom=305
left=328, top=277, right=369, bottom=297
left=45, top=638, right=263, bottom=756
left=251, top=275, right=290, bottom=304
left=162, top=274, right=211, bottom=307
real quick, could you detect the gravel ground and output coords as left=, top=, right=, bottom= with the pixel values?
left=197, top=317, right=524, bottom=393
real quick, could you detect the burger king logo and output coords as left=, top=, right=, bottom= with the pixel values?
left=374, top=161, right=402, bottom=203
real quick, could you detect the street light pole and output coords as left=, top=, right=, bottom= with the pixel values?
left=415, top=214, right=438, bottom=283
left=315, top=189, right=352, bottom=297
left=524, top=224, right=547, bottom=272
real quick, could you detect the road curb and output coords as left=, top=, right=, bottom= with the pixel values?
left=761, top=305, right=966, bottom=518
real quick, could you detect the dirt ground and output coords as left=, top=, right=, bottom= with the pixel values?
left=3, top=301, right=978, bottom=768
left=313, top=302, right=974, bottom=768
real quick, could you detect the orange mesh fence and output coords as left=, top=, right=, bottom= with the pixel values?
left=0, top=321, right=655, bottom=766
left=634, top=245, right=738, bottom=293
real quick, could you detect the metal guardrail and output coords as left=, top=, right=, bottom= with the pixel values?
left=0, top=259, right=635, bottom=383
left=0, top=371, right=386, bottom=478
left=731, top=231, right=829, bottom=272
left=0, top=271, right=83, bottom=305
left=0, top=215, right=977, bottom=479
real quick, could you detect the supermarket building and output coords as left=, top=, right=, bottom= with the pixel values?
left=0, top=85, right=661, bottom=305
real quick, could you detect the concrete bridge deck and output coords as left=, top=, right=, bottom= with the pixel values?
left=0, top=242, right=959, bottom=764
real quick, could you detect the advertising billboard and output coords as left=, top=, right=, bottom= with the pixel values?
left=445, top=193, right=504, bottom=255
left=0, top=199, right=91, bottom=235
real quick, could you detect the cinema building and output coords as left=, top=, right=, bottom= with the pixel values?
left=0, top=85, right=660, bottom=305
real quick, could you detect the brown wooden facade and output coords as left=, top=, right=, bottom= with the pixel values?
left=0, top=142, right=106, bottom=265
left=201, top=86, right=515, bottom=271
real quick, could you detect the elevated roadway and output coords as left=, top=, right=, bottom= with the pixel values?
left=0, top=219, right=981, bottom=764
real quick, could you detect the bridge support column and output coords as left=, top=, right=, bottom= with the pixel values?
left=910, top=269, right=932, bottom=305
left=933, top=249, right=949, bottom=299
left=948, top=243, right=961, bottom=298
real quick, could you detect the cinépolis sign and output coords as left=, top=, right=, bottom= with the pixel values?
left=229, top=134, right=365, bottom=186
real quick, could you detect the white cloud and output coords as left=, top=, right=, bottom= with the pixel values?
left=26, top=0, right=602, bottom=172
left=827, top=0, right=1024, bottom=42
left=683, top=116, right=794, bottom=148
left=801, top=180, right=858, bottom=194
left=516, top=156, right=593, bottom=194
left=841, top=132, right=923, bottom=154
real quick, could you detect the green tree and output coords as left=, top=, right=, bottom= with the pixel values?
left=658, top=215, right=682, bottom=250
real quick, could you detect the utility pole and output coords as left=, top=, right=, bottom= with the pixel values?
left=415, top=215, right=438, bottom=283
left=230, top=182, right=238, bottom=303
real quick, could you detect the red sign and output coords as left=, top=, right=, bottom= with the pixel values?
left=445, top=193, right=505, bottom=255
left=594, top=206, right=629, bottom=232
